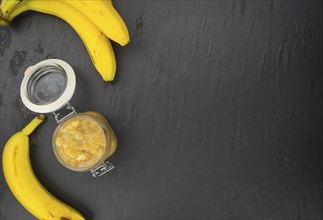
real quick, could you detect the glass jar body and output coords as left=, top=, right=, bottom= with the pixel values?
left=52, top=111, right=117, bottom=172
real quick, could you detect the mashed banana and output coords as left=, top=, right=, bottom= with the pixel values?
left=54, top=116, right=106, bottom=168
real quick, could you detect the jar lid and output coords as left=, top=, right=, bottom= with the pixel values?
left=20, top=59, right=76, bottom=113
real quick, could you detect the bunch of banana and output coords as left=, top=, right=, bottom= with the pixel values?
left=2, top=115, right=85, bottom=219
left=0, top=0, right=130, bottom=81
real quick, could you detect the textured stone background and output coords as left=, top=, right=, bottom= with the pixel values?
left=1, top=1, right=323, bottom=219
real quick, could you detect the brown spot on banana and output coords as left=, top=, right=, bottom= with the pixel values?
left=48, top=211, right=54, bottom=217
left=13, top=145, right=19, bottom=177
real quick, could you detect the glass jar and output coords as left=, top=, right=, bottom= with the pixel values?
left=52, top=112, right=117, bottom=175
left=20, top=59, right=117, bottom=177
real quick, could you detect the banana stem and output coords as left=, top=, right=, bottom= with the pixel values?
left=21, top=114, right=46, bottom=136
left=0, top=8, right=10, bottom=26
left=0, top=18, right=9, bottom=26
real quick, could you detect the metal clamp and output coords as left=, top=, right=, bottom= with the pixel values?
left=52, top=102, right=76, bottom=123
left=91, top=161, right=114, bottom=177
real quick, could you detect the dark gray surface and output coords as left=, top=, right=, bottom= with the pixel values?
left=1, top=1, right=323, bottom=219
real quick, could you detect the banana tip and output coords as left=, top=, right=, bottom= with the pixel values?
left=0, top=18, right=9, bottom=26
left=121, top=40, right=130, bottom=46
left=37, top=114, right=46, bottom=121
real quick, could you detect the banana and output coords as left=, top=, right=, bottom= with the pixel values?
left=0, top=0, right=21, bottom=24
left=0, top=0, right=130, bottom=46
left=2, top=0, right=117, bottom=81
left=64, top=0, right=130, bottom=46
left=2, top=115, right=85, bottom=220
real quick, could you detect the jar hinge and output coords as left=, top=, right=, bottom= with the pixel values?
left=52, top=102, right=76, bottom=123
left=91, top=161, right=114, bottom=177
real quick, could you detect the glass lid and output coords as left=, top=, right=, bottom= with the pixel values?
left=20, top=59, right=76, bottom=113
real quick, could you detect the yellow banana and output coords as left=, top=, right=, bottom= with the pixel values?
left=0, top=0, right=21, bottom=24
left=2, top=115, right=85, bottom=220
left=2, top=0, right=116, bottom=81
left=63, top=0, right=130, bottom=46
